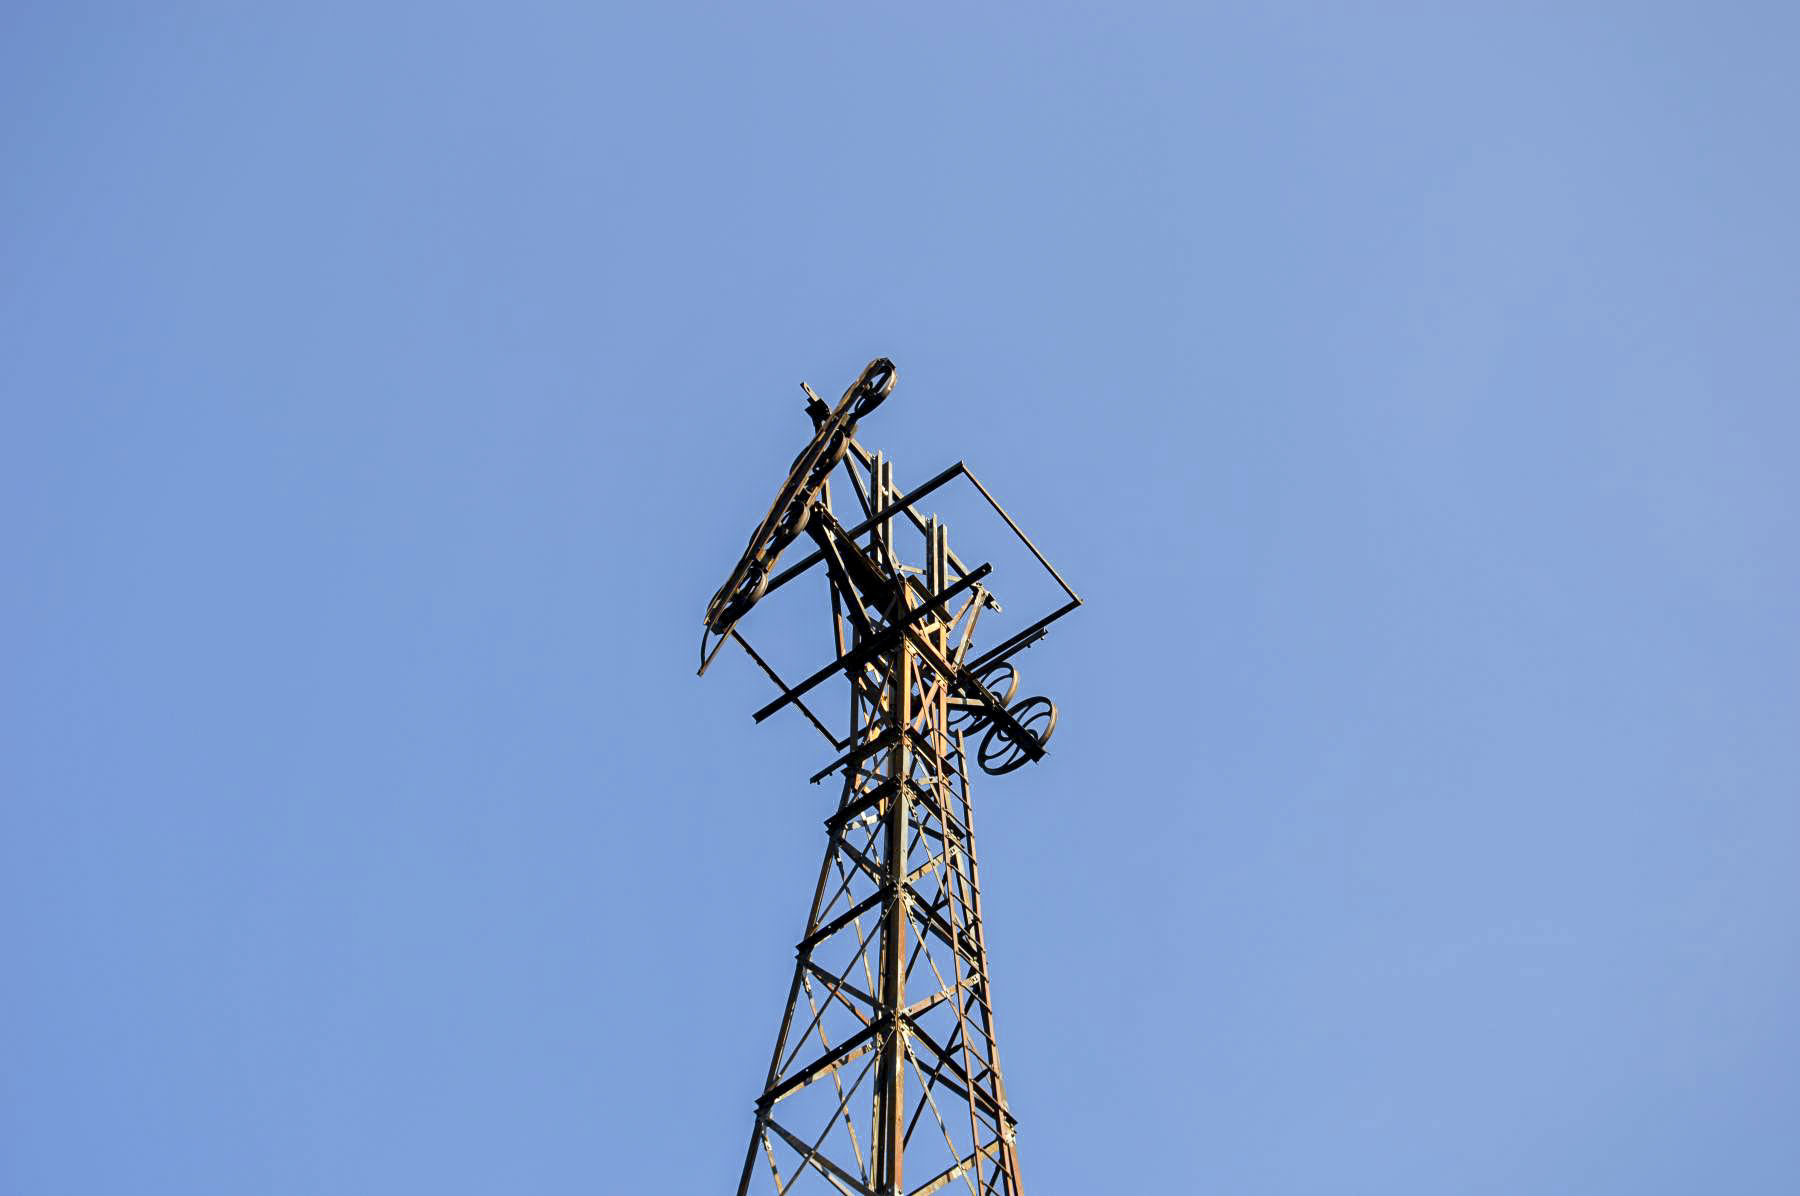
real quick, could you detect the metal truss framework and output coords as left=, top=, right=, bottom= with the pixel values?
left=700, top=360, right=1080, bottom=1196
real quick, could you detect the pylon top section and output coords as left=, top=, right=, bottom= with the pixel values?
left=698, top=358, right=1081, bottom=782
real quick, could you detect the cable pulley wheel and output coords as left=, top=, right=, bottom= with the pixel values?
left=949, top=660, right=1020, bottom=733
left=977, top=695, right=1058, bottom=776
left=707, top=557, right=770, bottom=633
left=849, top=358, right=897, bottom=419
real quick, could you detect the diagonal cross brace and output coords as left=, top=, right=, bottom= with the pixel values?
left=753, top=564, right=993, bottom=724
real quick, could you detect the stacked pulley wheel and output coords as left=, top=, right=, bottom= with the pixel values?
left=703, top=359, right=896, bottom=637
left=949, top=659, right=1058, bottom=776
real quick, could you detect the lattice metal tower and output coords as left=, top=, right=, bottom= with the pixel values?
left=699, top=359, right=1080, bottom=1196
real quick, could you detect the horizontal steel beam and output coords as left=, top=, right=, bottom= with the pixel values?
left=752, top=563, right=993, bottom=724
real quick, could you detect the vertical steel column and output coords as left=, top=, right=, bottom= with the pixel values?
left=872, top=456, right=910, bottom=1196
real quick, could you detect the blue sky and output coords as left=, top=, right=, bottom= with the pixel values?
left=3, top=4, right=1797, bottom=1193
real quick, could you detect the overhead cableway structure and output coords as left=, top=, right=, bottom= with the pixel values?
left=699, top=359, right=1080, bottom=1196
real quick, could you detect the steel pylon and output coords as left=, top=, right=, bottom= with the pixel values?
left=699, top=360, right=1080, bottom=1196
left=736, top=590, right=1021, bottom=1193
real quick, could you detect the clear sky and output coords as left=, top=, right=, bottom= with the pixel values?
left=4, top=4, right=1797, bottom=1193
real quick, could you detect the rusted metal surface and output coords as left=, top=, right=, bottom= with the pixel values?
left=701, top=359, right=1080, bottom=1196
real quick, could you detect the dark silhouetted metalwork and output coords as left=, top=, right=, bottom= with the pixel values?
left=699, top=359, right=1081, bottom=1196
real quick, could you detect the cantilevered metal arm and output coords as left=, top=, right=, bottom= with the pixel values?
left=752, top=564, right=993, bottom=725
